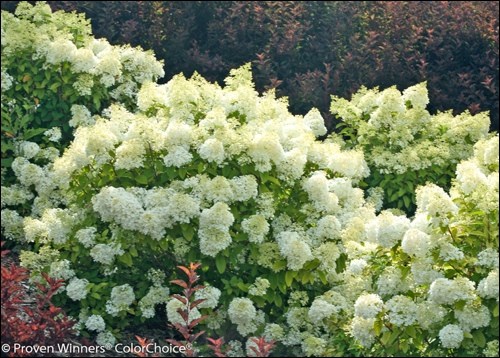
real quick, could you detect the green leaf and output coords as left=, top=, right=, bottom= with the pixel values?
left=374, top=320, right=383, bottom=336
left=237, top=282, right=248, bottom=292
left=119, top=253, right=133, bottom=266
left=216, top=255, right=226, bottom=274
left=182, top=225, right=195, bottom=241
left=136, top=174, right=148, bottom=185
left=400, top=340, right=409, bottom=354
left=129, top=247, right=138, bottom=257
left=380, top=331, right=391, bottom=346
left=23, top=128, right=47, bottom=140
left=405, top=326, right=417, bottom=339
left=274, top=294, right=282, bottom=307
left=285, top=271, right=294, bottom=287
left=493, top=304, right=499, bottom=317
left=472, top=331, right=486, bottom=348
left=403, top=195, right=411, bottom=209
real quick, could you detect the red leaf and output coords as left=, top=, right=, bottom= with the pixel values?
left=170, top=279, right=188, bottom=289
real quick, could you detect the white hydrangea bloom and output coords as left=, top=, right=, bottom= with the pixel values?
left=75, top=227, right=97, bottom=248
left=44, top=127, right=62, bottom=142
left=96, top=331, right=116, bottom=350
left=228, top=298, right=258, bottom=336
left=416, top=302, right=447, bottom=330
left=90, top=243, right=124, bottom=266
left=365, top=211, right=410, bottom=248
left=163, top=146, right=193, bottom=168
left=351, top=316, right=376, bottom=348
left=199, top=138, right=226, bottom=164
left=477, top=269, right=499, bottom=301
left=477, top=249, right=499, bottom=269
left=114, top=139, right=146, bottom=170
left=85, top=314, right=106, bottom=332
left=385, top=295, right=418, bottom=326
left=264, top=323, right=285, bottom=341
left=138, top=286, right=170, bottom=318
left=304, top=108, right=327, bottom=137
left=308, top=298, right=339, bottom=324
left=15, top=141, right=40, bottom=159
left=402, top=82, right=429, bottom=109
left=166, top=298, right=201, bottom=324
left=277, top=231, right=313, bottom=271
left=0, top=209, right=25, bottom=240
left=198, top=202, right=234, bottom=257
left=248, top=278, right=270, bottom=297
left=438, top=242, right=464, bottom=261
left=49, top=259, right=75, bottom=280
left=230, top=175, right=258, bottom=202
left=242, top=215, right=269, bottom=243
left=455, top=303, right=490, bottom=332
left=354, top=293, right=384, bottom=319
left=301, top=335, right=327, bottom=357
left=473, top=136, right=499, bottom=168
left=69, top=105, right=94, bottom=127
left=348, top=259, right=368, bottom=275
left=66, top=277, right=89, bottom=301
left=429, top=277, right=476, bottom=305
left=401, top=228, right=431, bottom=258
left=483, top=340, right=499, bottom=357
left=1, top=184, right=34, bottom=207
left=376, top=267, right=407, bottom=296
left=416, top=184, right=458, bottom=226
left=92, top=187, right=143, bottom=232
left=194, top=285, right=221, bottom=309
left=106, top=284, right=135, bottom=316
left=439, top=324, right=464, bottom=349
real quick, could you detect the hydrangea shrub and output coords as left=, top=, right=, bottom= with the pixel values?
left=1, top=1, right=164, bottom=177
left=8, top=64, right=376, bottom=344
left=332, top=82, right=490, bottom=213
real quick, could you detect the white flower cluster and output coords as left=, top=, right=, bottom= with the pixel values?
left=384, top=295, right=418, bottom=326
left=85, top=314, right=106, bottom=332
left=331, top=82, right=490, bottom=174
left=90, top=243, right=124, bottom=266
left=276, top=231, right=313, bottom=271
left=453, top=136, right=499, bottom=213
left=365, top=211, right=410, bottom=248
left=228, top=297, right=261, bottom=336
left=354, top=293, right=384, bottom=319
left=248, top=278, right=270, bottom=297
left=428, top=277, right=476, bottom=305
left=198, top=202, right=234, bottom=256
left=105, top=284, right=135, bottom=316
left=3, top=2, right=164, bottom=96
left=194, top=285, right=222, bottom=309
left=66, top=277, right=89, bottom=301
left=308, top=290, right=348, bottom=325
left=166, top=298, right=201, bottom=325
left=92, top=186, right=200, bottom=241
left=138, top=286, right=170, bottom=319
left=439, top=324, right=464, bottom=349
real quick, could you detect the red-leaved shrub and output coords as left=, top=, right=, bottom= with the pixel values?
left=1, top=243, right=75, bottom=357
left=2, top=1, right=497, bottom=130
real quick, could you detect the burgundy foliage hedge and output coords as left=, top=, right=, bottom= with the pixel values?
left=2, top=1, right=498, bottom=130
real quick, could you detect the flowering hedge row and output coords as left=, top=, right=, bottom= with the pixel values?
left=1, top=3, right=498, bottom=357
